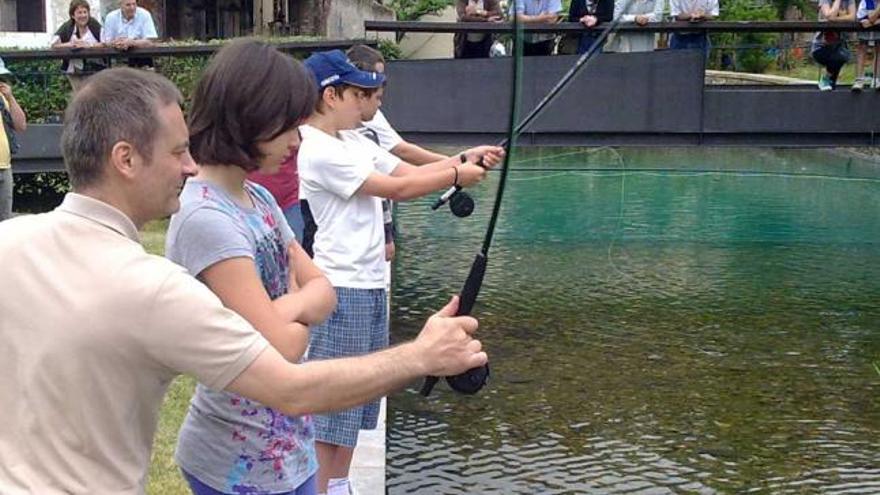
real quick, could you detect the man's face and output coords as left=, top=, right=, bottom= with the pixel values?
left=137, top=104, right=198, bottom=219
left=360, top=86, right=384, bottom=122
left=120, top=0, right=137, bottom=19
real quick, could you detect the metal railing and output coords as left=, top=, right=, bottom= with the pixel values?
left=0, top=38, right=377, bottom=61
left=365, top=20, right=880, bottom=34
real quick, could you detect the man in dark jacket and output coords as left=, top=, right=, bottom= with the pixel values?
left=568, top=0, right=614, bottom=54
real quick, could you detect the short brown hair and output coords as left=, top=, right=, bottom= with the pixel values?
left=69, top=0, right=90, bottom=17
left=314, top=84, right=378, bottom=115
left=346, top=44, right=385, bottom=72
left=61, top=68, right=182, bottom=189
left=188, top=38, right=316, bottom=171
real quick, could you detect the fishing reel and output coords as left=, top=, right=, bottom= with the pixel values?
left=431, top=154, right=486, bottom=217
left=431, top=185, right=475, bottom=218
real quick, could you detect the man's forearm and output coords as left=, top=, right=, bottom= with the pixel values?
left=251, top=343, right=426, bottom=416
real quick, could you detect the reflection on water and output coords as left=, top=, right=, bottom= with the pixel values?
left=388, top=148, right=880, bottom=494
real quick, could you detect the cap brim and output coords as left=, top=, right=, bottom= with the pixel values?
left=342, top=71, right=385, bottom=89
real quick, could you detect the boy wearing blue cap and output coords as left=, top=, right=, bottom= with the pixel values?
left=298, top=50, right=504, bottom=495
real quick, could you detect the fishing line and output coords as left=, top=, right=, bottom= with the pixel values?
left=421, top=0, right=640, bottom=397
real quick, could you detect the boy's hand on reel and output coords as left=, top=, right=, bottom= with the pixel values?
left=458, top=163, right=489, bottom=187
left=463, top=146, right=505, bottom=169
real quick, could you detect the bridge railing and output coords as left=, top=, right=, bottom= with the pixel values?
left=364, top=20, right=879, bottom=35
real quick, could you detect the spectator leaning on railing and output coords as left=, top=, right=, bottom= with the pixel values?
left=511, top=0, right=564, bottom=56
left=605, top=0, right=664, bottom=52
left=668, top=0, right=718, bottom=59
left=51, top=0, right=104, bottom=92
left=568, top=0, right=614, bottom=54
left=455, top=0, right=504, bottom=58
left=852, top=0, right=880, bottom=91
left=102, top=0, right=158, bottom=68
left=812, top=0, right=856, bottom=91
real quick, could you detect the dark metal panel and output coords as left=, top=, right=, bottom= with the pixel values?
left=13, top=125, right=65, bottom=173
left=383, top=50, right=704, bottom=136
left=703, top=89, right=880, bottom=133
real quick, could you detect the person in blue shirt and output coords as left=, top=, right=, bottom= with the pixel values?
left=511, top=0, right=564, bottom=56
left=102, top=0, right=158, bottom=67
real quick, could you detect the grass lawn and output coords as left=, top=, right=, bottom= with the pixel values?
left=141, top=219, right=194, bottom=495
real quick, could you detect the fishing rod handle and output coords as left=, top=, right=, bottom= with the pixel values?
left=420, top=253, right=490, bottom=397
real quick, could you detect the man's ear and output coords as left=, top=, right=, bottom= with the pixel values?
left=109, top=140, right=140, bottom=180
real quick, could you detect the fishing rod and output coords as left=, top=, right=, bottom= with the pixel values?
left=421, top=3, right=637, bottom=397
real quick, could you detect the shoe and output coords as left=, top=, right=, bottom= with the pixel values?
left=852, top=76, right=865, bottom=91
left=818, top=74, right=833, bottom=91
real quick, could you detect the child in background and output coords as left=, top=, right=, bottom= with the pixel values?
left=812, top=0, right=856, bottom=91
left=853, top=0, right=880, bottom=91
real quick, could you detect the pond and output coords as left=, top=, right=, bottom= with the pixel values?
left=387, top=147, right=880, bottom=494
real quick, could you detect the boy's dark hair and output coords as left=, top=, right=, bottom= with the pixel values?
left=314, top=84, right=379, bottom=115
left=188, top=38, right=316, bottom=171
left=346, top=44, right=385, bottom=72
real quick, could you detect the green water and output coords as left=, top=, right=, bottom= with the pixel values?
left=387, top=148, right=880, bottom=494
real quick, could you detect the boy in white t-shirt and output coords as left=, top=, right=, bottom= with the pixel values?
left=298, top=49, right=504, bottom=495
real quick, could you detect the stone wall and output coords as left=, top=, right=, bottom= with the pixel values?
left=398, top=6, right=455, bottom=59
left=0, top=0, right=16, bottom=32
left=324, top=0, right=394, bottom=39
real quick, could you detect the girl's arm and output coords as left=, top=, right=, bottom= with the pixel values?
left=200, top=257, right=310, bottom=362
left=278, top=241, right=336, bottom=325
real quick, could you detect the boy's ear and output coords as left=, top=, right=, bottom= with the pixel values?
left=321, top=86, right=337, bottom=106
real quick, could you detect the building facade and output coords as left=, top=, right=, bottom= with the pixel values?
left=0, top=0, right=393, bottom=48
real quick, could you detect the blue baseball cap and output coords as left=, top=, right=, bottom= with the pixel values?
left=304, top=50, right=385, bottom=90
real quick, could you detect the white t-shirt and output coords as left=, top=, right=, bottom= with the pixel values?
left=361, top=109, right=403, bottom=152
left=297, top=124, right=400, bottom=288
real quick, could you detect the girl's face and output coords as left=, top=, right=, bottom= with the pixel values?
left=255, top=127, right=302, bottom=174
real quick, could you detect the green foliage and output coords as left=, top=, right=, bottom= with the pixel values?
left=388, top=0, right=454, bottom=21
left=378, top=39, right=404, bottom=60
left=5, top=59, right=70, bottom=124
left=713, top=0, right=779, bottom=73
left=768, top=0, right=815, bottom=19
left=13, top=172, right=69, bottom=195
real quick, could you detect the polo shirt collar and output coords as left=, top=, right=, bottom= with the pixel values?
left=57, top=193, right=141, bottom=242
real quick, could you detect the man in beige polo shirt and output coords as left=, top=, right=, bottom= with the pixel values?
left=0, top=68, right=487, bottom=494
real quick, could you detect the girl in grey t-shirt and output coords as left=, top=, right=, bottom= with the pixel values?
left=165, top=39, right=336, bottom=495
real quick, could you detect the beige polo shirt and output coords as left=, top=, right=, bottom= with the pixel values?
left=0, top=193, right=269, bottom=494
